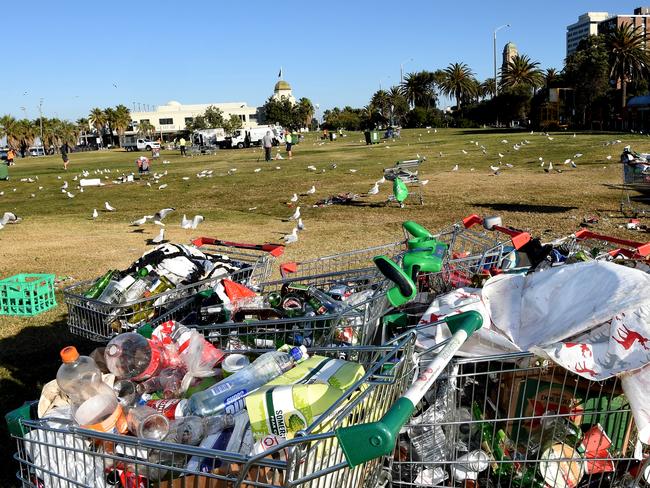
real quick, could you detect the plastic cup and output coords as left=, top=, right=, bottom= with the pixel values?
left=222, top=354, right=250, bottom=377
left=113, top=380, right=137, bottom=407
left=127, top=405, right=169, bottom=440
left=74, top=393, right=128, bottom=434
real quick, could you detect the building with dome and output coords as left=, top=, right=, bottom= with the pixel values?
left=272, top=79, right=296, bottom=104
left=501, top=41, right=518, bottom=74
left=128, top=99, right=260, bottom=138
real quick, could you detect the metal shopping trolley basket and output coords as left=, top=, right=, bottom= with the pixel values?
left=11, top=315, right=486, bottom=488
left=550, top=229, right=650, bottom=263
left=388, top=351, right=644, bottom=488
left=279, top=215, right=531, bottom=281
left=64, top=238, right=284, bottom=342
left=194, top=266, right=395, bottom=352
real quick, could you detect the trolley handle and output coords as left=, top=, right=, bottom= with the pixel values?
left=462, top=214, right=531, bottom=250
left=336, top=310, right=483, bottom=467
left=574, top=229, right=650, bottom=257
left=192, top=237, right=285, bottom=257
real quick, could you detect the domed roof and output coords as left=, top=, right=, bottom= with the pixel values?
left=274, top=80, right=291, bottom=91
left=504, top=41, right=517, bottom=48
left=166, top=100, right=181, bottom=106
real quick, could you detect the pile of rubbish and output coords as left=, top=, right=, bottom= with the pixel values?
left=10, top=216, right=650, bottom=488
left=32, top=321, right=366, bottom=487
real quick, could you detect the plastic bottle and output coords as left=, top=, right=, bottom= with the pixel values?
left=84, top=270, right=115, bottom=299
left=104, top=332, right=165, bottom=381
left=56, top=346, right=114, bottom=406
left=165, top=414, right=234, bottom=445
left=186, top=346, right=308, bottom=417
left=122, top=276, right=152, bottom=303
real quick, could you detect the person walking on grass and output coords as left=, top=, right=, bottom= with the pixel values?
left=262, top=131, right=273, bottom=162
left=6, top=148, right=15, bottom=166
left=61, top=142, right=70, bottom=170
left=179, top=137, right=186, bottom=157
left=285, top=130, right=293, bottom=160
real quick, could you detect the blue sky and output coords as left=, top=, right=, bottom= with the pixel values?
left=1, top=0, right=641, bottom=121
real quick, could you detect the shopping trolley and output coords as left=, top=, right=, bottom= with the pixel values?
left=64, top=238, right=284, bottom=342
left=617, top=150, right=650, bottom=217
left=194, top=266, right=395, bottom=352
left=11, top=312, right=482, bottom=488
left=551, top=229, right=650, bottom=262
left=387, top=352, right=645, bottom=488
left=279, top=214, right=531, bottom=281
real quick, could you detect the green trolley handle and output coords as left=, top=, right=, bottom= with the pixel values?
left=335, top=310, right=483, bottom=467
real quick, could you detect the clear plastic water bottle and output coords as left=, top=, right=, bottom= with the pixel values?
left=56, top=346, right=114, bottom=406
left=186, top=346, right=308, bottom=417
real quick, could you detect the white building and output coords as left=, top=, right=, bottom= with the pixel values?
left=566, top=12, right=610, bottom=56
left=129, top=100, right=259, bottom=137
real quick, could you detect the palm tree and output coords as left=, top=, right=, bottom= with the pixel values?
left=370, top=89, right=390, bottom=122
left=501, top=54, right=543, bottom=90
left=387, top=86, right=409, bottom=126
left=138, top=120, right=156, bottom=137
left=400, top=71, right=436, bottom=109
left=104, top=107, right=116, bottom=146
left=112, top=105, right=132, bottom=146
left=89, top=107, right=106, bottom=146
left=297, top=98, right=314, bottom=128
left=0, top=115, right=17, bottom=147
left=480, top=78, right=496, bottom=99
left=606, top=24, right=650, bottom=109
left=544, top=68, right=559, bottom=88
left=439, top=63, right=477, bottom=110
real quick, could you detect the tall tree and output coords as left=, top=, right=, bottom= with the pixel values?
left=480, top=78, right=496, bottom=99
left=544, top=68, right=560, bottom=88
left=370, top=90, right=390, bottom=122
left=113, top=105, right=132, bottom=142
left=400, top=71, right=437, bottom=108
left=88, top=107, right=107, bottom=144
left=0, top=115, right=17, bottom=146
left=138, top=120, right=156, bottom=137
left=387, top=86, right=409, bottom=125
left=297, top=97, right=315, bottom=128
left=204, top=105, right=225, bottom=128
left=223, top=114, right=243, bottom=135
left=606, top=24, right=650, bottom=109
left=501, top=54, right=543, bottom=90
left=103, top=107, right=116, bottom=145
left=439, top=62, right=477, bottom=110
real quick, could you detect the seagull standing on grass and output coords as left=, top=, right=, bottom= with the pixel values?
left=92, top=209, right=98, bottom=219
left=152, top=228, right=165, bottom=244
left=105, top=201, right=116, bottom=212
left=284, top=227, right=298, bottom=244
left=290, top=206, right=301, bottom=221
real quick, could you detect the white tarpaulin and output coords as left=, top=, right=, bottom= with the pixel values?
left=416, top=260, right=650, bottom=442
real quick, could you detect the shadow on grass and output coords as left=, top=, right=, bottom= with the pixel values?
left=474, top=202, right=578, bottom=214
left=0, top=318, right=96, bottom=487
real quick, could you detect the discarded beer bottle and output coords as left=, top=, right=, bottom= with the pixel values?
left=84, top=270, right=115, bottom=299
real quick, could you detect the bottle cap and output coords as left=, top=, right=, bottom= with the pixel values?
left=289, top=345, right=308, bottom=361
left=60, top=346, right=79, bottom=363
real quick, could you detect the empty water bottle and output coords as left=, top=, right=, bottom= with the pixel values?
left=56, top=346, right=114, bottom=407
left=186, top=346, right=308, bottom=417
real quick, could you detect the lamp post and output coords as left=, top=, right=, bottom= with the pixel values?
left=38, top=98, right=44, bottom=149
left=493, top=24, right=510, bottom=98
left=400, top=58, right=413, bottom=84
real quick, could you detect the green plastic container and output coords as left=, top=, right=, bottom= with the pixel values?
left=0, top=273, right=57, bottom=316
left=5, top=401, right=38, bottom=438
left=0, top=163, right=8, bottom=180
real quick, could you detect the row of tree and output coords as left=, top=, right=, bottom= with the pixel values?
left=261, top=97, right=315, bottom=131
left=322, top=24, right=650, bottom=130
left=184, top=105, right=244, bottom=135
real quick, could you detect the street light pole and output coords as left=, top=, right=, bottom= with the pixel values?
left=493, top=24, right=510, bottom=99
left=38, top=98, right=44, bottom=149
left=400, top=57, right=413, bottom=84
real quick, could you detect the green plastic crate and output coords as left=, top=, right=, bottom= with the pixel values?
left=0, top=273, right=56, bottom=316
left=5, top=401, right=38, bottom=438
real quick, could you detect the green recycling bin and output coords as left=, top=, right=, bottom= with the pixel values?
left=0, top=163, right=8, bottom=180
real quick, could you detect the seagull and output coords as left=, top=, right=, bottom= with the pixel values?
left=571, top=161, right=577, bottom=168
left=490, top=165, right=500, bottom=173
left=501, top=139, right=508, bottom=144
left=547, top=136, right=554, bottom=141
left=92, top=209, right=98, bottom=219
left=376, top=176, right=386, bottom=184
left=181, top=214, right=204, bottom=229
left=1, top=212, right=21, bottom=225
left=158, top=184, right=168, bottom=190
left=539, top=157, right=544, bottom=161
left=461, top=149, right=468, bottom=155
left=349, top=169, right=357, bottom=173
left=105, top=201, right=116, bottom=212
left=544, top=162, right=554, bottom=173
left=606, top=155, right=612, bottom=160
left=61, top=181, right=68, bottom=190
left=152, top=207, right=175, bottom=225
left=331, top=163, right=337, bottom=169
left=564, top=159, right=572, bottom=165
left=182, top=176, right=190, bottom=180
left=574, top=153, right=583, bottom=158
left=367, top=183, right=379, bottom=195
left=307, top=165, right=317, bottom=171
left=290, top=193, right=299, bottom=203
left=283, top=227, right=298, bottom=244
left=248, top=207, right=257, bottom=211
left=498, top=153, right=504, bottom=158
left=275, top=166, right=281, bottom=170
left=131, top=215, right=153, bottom=226
left=290, top=206, right=301, bottom=220
left=297, top=218, right=305, bottom=231
left=151, top=228, right=165, bottom=244
left=254, top=168, right=262, bottom=173
left=420, top=179, right=429, bottom=186
left=306, top=185, right=316, bottom=194
left=452, top=164, right=459, bottom=171
left=66, top=191, right=75, bottom=198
